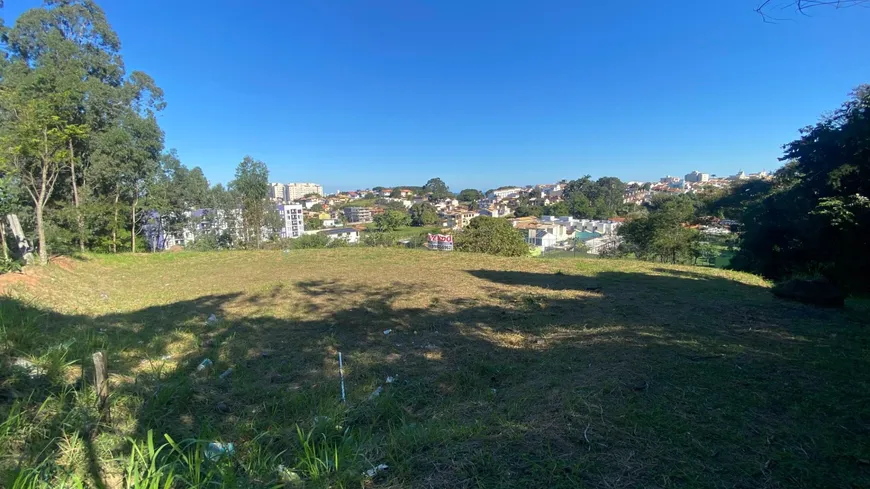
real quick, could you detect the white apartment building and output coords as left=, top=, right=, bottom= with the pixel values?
left=490, top=187, right=523, bottom=200
left=269, top=183, right=286, bottom=202
left=685, top=171, right=710, bottom=183
left=277, top=204, right=305, bottom=239
left=285, top=182, right=324, bottom=200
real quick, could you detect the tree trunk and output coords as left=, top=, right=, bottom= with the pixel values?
left=0, top=220, right=8, bottom=261
left=36, top=203, right=47, bottom=265
left=112, top=189, right=120, bottom=253
left=131, top=183, right=138, bottom=253
left=69, top=139, right=85, bottom=253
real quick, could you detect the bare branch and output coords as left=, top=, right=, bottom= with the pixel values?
left=755, top=0, right=870, bottom=22
left=756, top=0, right=870, bottom=21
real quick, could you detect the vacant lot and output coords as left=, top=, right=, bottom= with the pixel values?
left=1, top=249, right=869, bottom=488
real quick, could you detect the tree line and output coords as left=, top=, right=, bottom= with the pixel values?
left=0, top=1, right=289, bottom=264
left=616, top=86, right=870, bottom=294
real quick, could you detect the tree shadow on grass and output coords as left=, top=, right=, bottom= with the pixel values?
left=2, top=267, right=869, bottom=488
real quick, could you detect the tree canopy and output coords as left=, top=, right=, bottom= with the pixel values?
left=454, top=216, right=529, bottom=256
left=409, top=202, right=439, bottom=226
left=729, top=86, right=870, bottom=292
left=457, top=188, right=484, bottom=202
left=423, top=177, right=451, bottom=199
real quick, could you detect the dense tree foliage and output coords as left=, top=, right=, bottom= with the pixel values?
left=423, top=177, right=451, bottom=199
left=561, top=176, right=628, bottom=219
left=409, top=202, right=439, bottom=226
left=730, top=86, right=870, bottom=292
left=618, top=194, right=704, bottom=264
left=373, top=210, right=411, bottom=231
left=457, top=188, right=484, bottom=202
left=0, top=1, right=218, bottom=260
left=454, top=216, right=529, bottom=256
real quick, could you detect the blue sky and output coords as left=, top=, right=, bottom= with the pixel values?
left=5, top=1, right=870, bottom=192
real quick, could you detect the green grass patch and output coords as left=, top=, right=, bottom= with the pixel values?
left=1, top=249, right=868, bottom=488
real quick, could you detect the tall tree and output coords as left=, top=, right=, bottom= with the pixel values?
left=230, top=156, right=269, bottom=249
left=732, top=86, right=870, bottom=292
left=0, top=96, right=81, bottom=264
left=458, top=188, right=484, bottom=202
left=423, top=177, right=451, bottom=200
left=410, top=202, right=439, bottom=226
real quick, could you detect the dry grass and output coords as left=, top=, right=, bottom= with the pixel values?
left=1, top=248, right=869, bottom=488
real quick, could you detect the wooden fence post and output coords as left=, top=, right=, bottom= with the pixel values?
left=93, top=351, right=110, bottom=420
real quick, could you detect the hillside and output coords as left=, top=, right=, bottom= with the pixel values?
left=2, top=249, right=869, bottom=488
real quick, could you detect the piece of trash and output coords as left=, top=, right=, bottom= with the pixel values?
left=490, top=388, right=497, bottom=394
left=197, top=358, right=213, bottom=371
left=364, top=464, right=389, bottom=478
left=207, top=314, right=218, bottom=325
left=160, top=355, right=172, bottom=361
left=12, top=358, right=45, bottom=378
left=99, top=292, right=109, bottom=301
left=219, top=368, right=233, bottom=380
left=383, top=329, right=392, bottom=335
left=204, top=442, right=234, bottom=461
left=277, top=465, right=302, bottom=485
left=313, top=415, right=329, bottom=424
left=368, top=385, right=384, bottom=400
left=386, top=375, right=397, bottom=384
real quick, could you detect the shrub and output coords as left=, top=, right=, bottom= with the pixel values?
left=454, top=216, right=529, bottom=256
left=0, top=258, right=21, bottom=274
left=292, top=233, right=330, bottom=249
left=771, top=277, right=845, bottom=308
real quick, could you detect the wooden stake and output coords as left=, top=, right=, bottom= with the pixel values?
left=93, top=351, right=110, bottom=419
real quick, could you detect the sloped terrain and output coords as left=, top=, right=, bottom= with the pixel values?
left=1, top=249, right=868, bottom=488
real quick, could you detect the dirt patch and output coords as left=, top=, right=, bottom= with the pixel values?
left=50, top=256, right=77, bottom=272
left=0, top=269, right=40, bottom=294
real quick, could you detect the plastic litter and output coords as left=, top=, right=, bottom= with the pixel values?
left=160, top=355, right=172, bottom=360
left=206, top=314, right=218, bottom=325
left=204, top=442, right=234, bottom=461
left=12, top=358, right=45, bottom=378
left=338, top=352, right=346, bottom=403
left=364, top=464, right=389, bottom=477
left=197, top=358, right=213, bottom=371
left=386, top=375, right=397, bottom=384
left=219, top=368, right=233, bottom=380
left=383, top=329, right=392, bottom=335
left=368, top=385, right=384, bottom=400
left=277, top=465, right=302, bottom=485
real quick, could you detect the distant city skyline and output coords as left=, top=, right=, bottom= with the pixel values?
left=5, top=1, right=864, bottom=194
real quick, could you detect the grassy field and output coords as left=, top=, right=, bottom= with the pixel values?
left=1, top=249, right=869, bottom=488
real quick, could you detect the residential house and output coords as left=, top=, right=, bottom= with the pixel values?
left=321, top=227, right=360, bottom=244
left=442, top=210, right=480, bottom=229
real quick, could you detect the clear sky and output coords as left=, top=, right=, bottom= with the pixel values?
left=5, top=1, right=870, bottom=192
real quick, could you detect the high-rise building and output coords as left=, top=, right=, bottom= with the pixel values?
left=285, top=183, right=324, bottom=200
left=684, top=171, right=710, bottom=183
left=269, top=183, right=287, bottom=202
left=277, top=204, right=305, bottom=238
